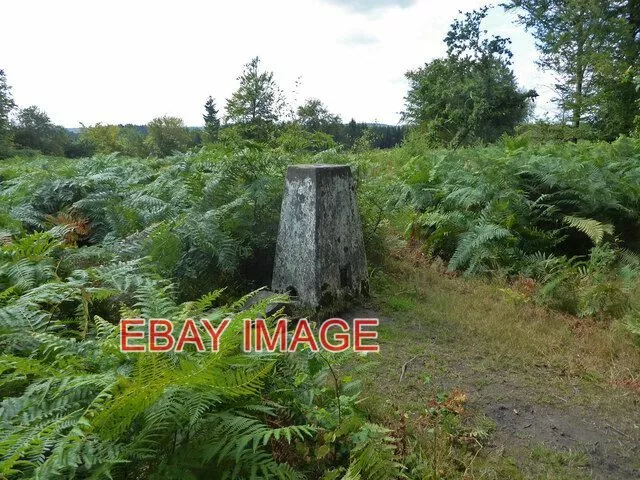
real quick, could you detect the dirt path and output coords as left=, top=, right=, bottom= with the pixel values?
left=340, top=257, right=640, bottom=479
left=433, top=353, right=639, bottom=479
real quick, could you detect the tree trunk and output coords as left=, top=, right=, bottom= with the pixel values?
left=573, top=65, right=584, bottom=128
left=573, top=19, right=585, bottom=129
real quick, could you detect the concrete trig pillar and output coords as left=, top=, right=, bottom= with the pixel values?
left=272, top=164, right=368, bottom=308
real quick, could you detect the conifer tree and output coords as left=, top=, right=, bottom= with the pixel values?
left=203, top=95, right=220, bottom=142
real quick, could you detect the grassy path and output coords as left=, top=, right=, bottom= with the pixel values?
left=344, top=246, right=640, bottom=479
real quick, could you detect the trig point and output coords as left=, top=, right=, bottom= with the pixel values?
left=272, top=164, right=368, bottom=308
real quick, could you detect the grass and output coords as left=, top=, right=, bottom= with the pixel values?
left=528, top=444, right=590, bottom=479
left=345, top=241, right=640, bottom=479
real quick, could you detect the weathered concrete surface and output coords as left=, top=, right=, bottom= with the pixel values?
left=272, top=165, right=368, bottom=308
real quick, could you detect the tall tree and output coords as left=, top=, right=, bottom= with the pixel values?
left=404, top=7, right=536, bottom=146
left=13, top=105, right=68, bottom=155
left=203, top=96, right=220, bottom=142
left=590, top=0, right=640, bottom=138
left=296, top=98, right=341, bottom=133
left=505, top=0, right=631, bottom=129
left=225, top=57, right=283, bottom=141
left=0, top=69, right=15, bottom=157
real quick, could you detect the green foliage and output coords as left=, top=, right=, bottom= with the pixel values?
left=225, top=57, right=284, bottom=142
left=625, top=308, right=640, bottom=344
left=399, top=137, right=640, bottom=318
left=276, top=124, right=338, bottom=153
left=563, top=215, right=613, bottom=245
left=513, top=121, right=600, bottom=143
left=352, top=129, right=376, bottom=153
left=116, top=124, right=149, bottom=157
left=0, top=148, right=411, bottom=478
left=404, top=7, right=536, bottom=147
left=145, top=116, right=193, bottom=157
left=0, top=274, right=400, bottom=478
left=203, top=96, right=221, bottom=143
left=528, top=245, right=637, bottom=318
left=3, top=150, right=294, bottom=299
left=296, top=99, right=341, bottom=135
left=0, top=277, right=309, bottom=478
left=506, top=0, right=638, bottom=131
left=329, top=120, right=405, bottom=151
left=79, top=123, right=121, bottom=154
left=77, top=124, right=153, bottom=158
left=0, top=69, right=15, bottom=159
left=351, top=149, right=410, bottom=265
left=593, top=64, right=639, bottom=139
left=12, top=106, right=69, bottom=156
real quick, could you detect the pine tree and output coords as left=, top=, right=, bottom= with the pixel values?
left=203, top=96, right=220, bottom=143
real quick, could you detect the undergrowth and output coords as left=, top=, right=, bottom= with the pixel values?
left=2, top=136, right=640, bottom=478
left=383, top=136, right=640, bottom=334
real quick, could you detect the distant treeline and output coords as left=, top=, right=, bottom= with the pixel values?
left=60, top=120, right=404, bottom=158
left=0, top=65, right=405, bottom=159
left=0, top=101, right=405, bottom=160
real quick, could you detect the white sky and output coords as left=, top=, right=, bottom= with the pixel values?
left=1, top=0, right=556, bottom=127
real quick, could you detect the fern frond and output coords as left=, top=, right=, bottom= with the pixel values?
left=563, top=215, right=613, bottom=245
left=448, top=223, right=511, bottom=273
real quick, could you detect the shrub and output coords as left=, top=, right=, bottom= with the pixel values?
left=275, top=124, right=337, bottom=153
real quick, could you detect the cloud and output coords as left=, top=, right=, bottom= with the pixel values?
left=323, top=0, right=416, bottom=13
left=340, top=32, right=379, bottom=45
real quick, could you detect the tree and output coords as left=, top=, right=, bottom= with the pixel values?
left=404, top=7, right=536, bottom=146
left=276, top=123, right=337, bottom=153
left=117, top=124, right=149, bottom=157
left=12, top=105, right=68, bottom=155
left=505, top=0, right=632, bottom=129
left=345, top=118, right=359, bottom=149
left=296, top=98, right=341, bottom=134
left=79, top=123, right=120, bottom=154
left=225, top=57, right=283, bottom=141
left=77, top=124, right=150, bottom=156
left=145, top=116, right=192, bottom=157
left=0, top=69, right=15, bottom=157
left=590, top=0, right=640, bottom=138
left=203, top=96, right=220, bottom=142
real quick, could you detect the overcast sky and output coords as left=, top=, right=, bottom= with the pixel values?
left=2, top=0, right=556, bottom=127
